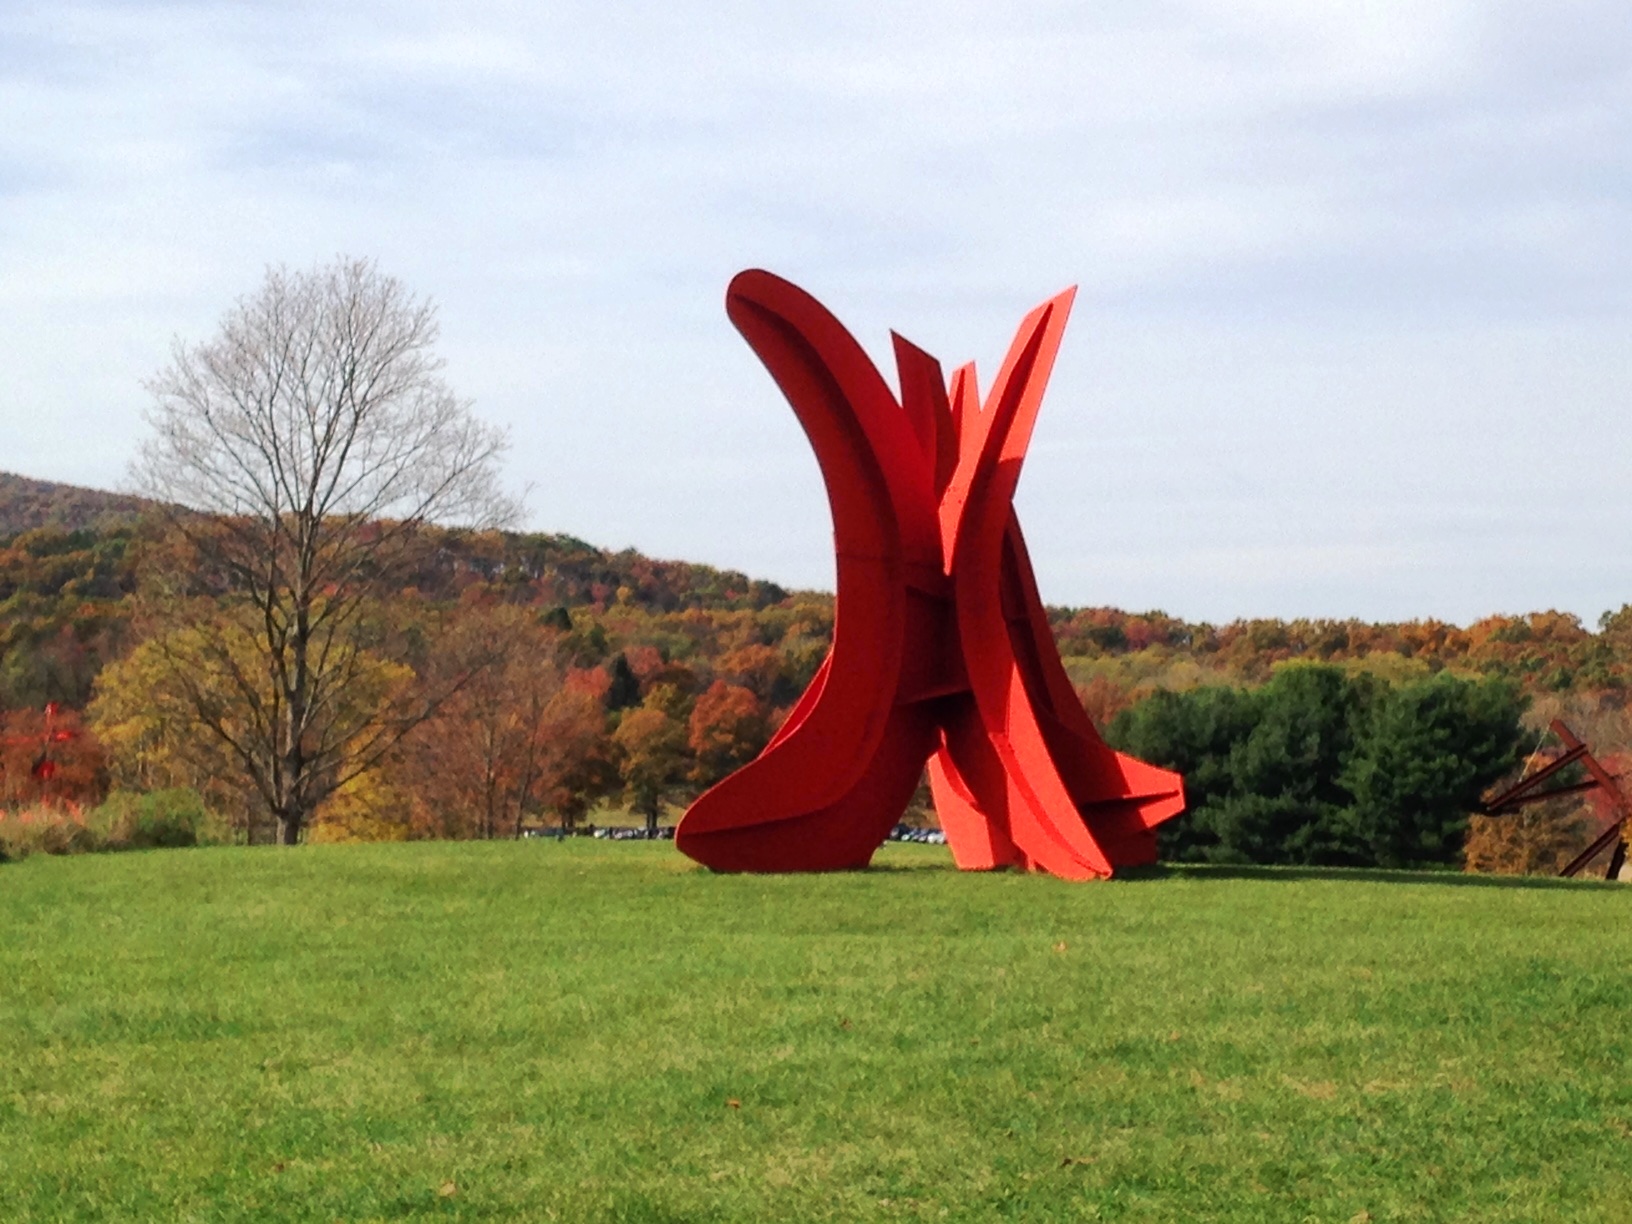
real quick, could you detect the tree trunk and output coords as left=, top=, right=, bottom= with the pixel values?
left=276, top=816, right=301, bottom=845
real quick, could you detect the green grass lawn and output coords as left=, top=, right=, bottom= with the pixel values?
left=4, top=842, right=1632, bottom=1222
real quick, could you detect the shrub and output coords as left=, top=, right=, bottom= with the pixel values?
left=0, top=790, right=233, bottom=863
left=87, top=789, right=230, bottom=851
left=0, top=804, right=102, bottom=862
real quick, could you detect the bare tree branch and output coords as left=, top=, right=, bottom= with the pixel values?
left=132, top=256, right=519, bottom=843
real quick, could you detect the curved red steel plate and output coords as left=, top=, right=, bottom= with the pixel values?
left=677, top=270, right=1185, bottom=877
left=675, top=271, right=940, bottom=871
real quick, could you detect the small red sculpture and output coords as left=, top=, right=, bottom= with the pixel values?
left=676, top=271, right=1185, bottom=879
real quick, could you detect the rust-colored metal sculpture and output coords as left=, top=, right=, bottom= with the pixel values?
left=1483, top=720, right=1630, bottom=879
left=676, top=271, right=1185, bottom=879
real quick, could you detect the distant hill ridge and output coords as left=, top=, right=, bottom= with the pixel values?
left=0, top=472, right=1625, bottom=715
left=0, top=472, right=151, bottom=536
left=0, top=470, right=803, bottom=615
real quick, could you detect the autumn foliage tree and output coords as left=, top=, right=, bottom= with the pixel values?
left=714, top=643, right=789, bottom=704
left=399, top=606, right=574, bottom=839
left=1464, top=800, right=1597, bottom=876
left=688, top=680, right=769, bottom=788
left=90, top=616, right=414, bottom=841
left=612, top=686, right=691, bottom=835
left=131, top=257, right=515, bottom=843
left=534, top=681, right=619, bottom=831
left=0, top=704, right=103, bottom=808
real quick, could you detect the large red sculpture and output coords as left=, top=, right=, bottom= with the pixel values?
left=676, top=271, right=1185, bottom=879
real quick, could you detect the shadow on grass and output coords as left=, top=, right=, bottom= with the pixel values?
left=864, top=861, right=962, bottom=873
left=692, top=846, right=1622, bottom=890
left=1118, top=863, right=1623, bottom=892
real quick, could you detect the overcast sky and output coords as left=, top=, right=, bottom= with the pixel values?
left=3, top=1, right=1630, bottom=624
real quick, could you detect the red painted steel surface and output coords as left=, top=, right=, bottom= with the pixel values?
left=675, top=270, right=1185, bottom=878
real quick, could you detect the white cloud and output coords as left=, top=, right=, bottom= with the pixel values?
left=1, top=0, right=1630, bottom=621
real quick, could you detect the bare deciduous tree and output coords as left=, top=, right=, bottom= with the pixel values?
left=133, top=256, right=517, bottom=844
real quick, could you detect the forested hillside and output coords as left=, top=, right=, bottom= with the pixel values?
left=0, top=472, right=151, bottom=536
left=2, top=474, right=1629, bottom=870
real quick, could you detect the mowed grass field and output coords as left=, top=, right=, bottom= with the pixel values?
left=5, top=843, right=1632, bottom=1222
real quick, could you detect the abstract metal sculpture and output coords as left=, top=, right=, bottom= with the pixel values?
left=1483, top=720, right=1630, bottom=879
left=676, top=271, right=1185, bottom=879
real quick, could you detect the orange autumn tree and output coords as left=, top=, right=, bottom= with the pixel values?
left=688, top=680, right=769, bottom=789
left=714, top=643, right=786, bottom=702
left=399, top=606, right=570, bottom=840
left=612, top=684, right=691, bottom=835
left=534, top=679, right=619, bottom=832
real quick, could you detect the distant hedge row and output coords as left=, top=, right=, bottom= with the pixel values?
left=1107, top=664, right=1525, bottom=869
left=0, top=789, right=227, bottom=863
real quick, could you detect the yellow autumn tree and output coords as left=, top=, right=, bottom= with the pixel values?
left=90, top=609, right=415, bottom=843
